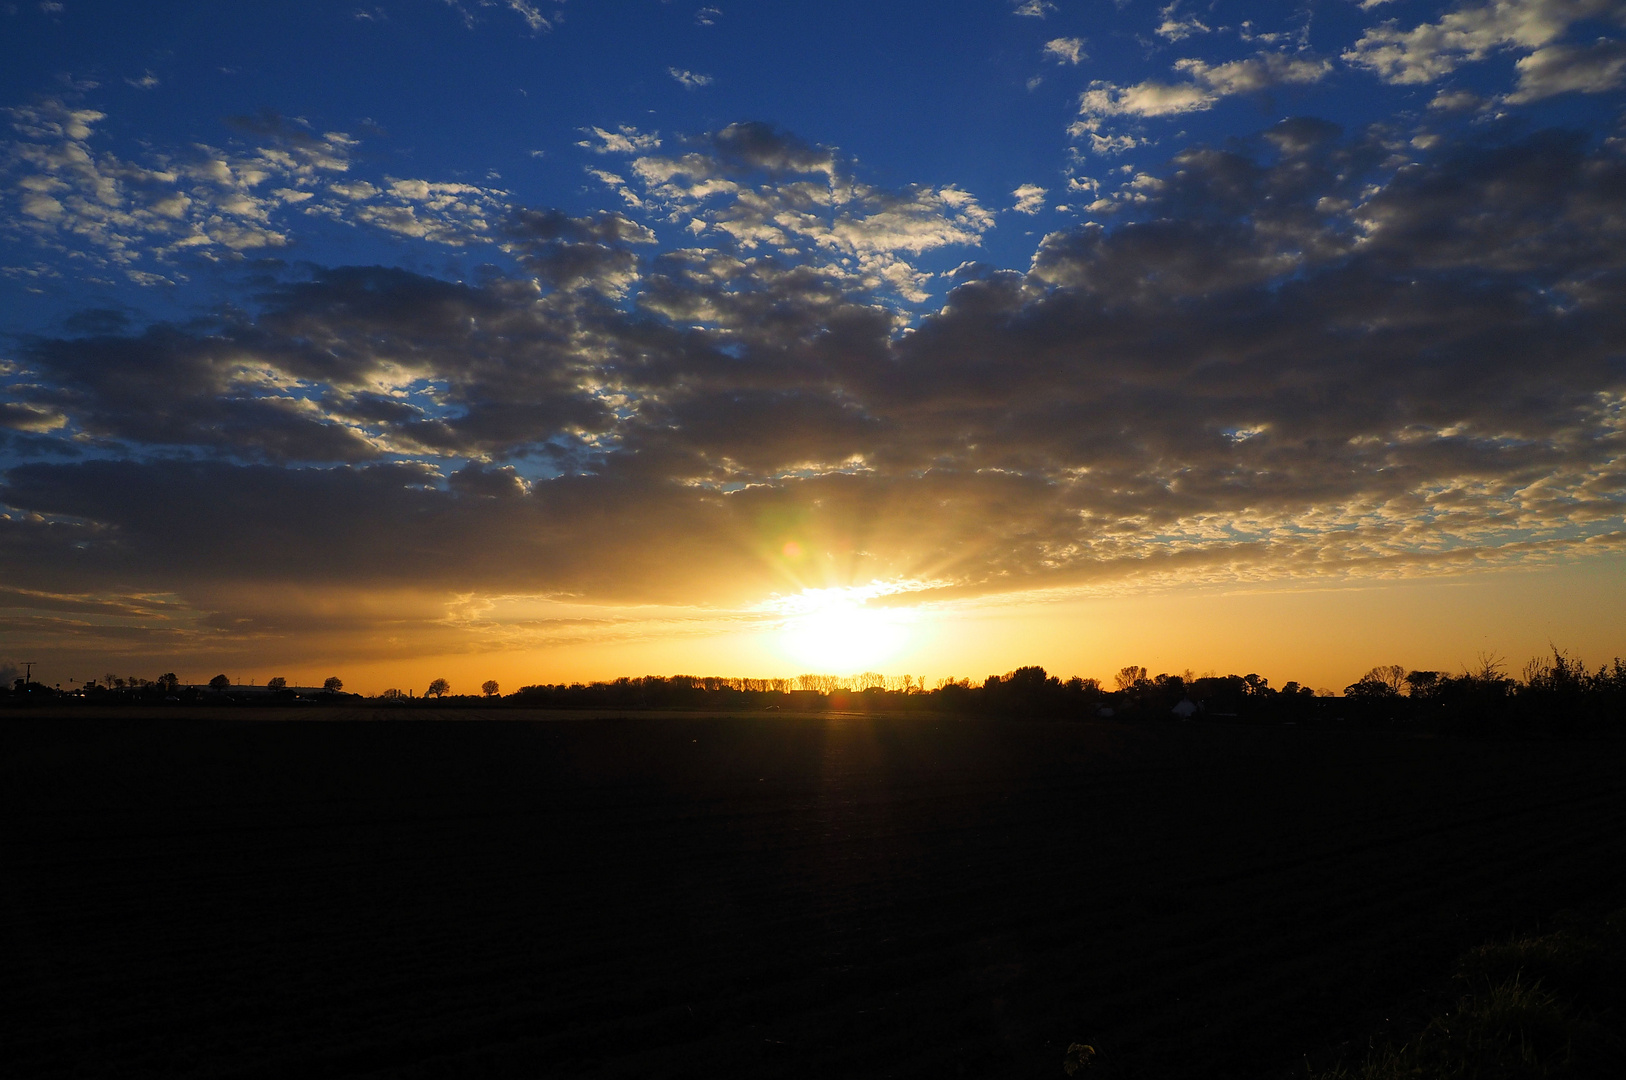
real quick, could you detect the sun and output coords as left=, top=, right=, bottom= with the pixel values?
left=774, top=586, right=915, bottom=671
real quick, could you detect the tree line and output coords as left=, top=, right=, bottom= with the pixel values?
left=399, top=651, right=1624, bottom=737
left=8, top=650, right=1623, bottom=737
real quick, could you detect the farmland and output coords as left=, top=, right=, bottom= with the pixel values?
left=3, top=710, right=1624, bottom=1078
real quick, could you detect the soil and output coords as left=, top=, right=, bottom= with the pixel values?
left=3, top=709, right=1623, bottom=1078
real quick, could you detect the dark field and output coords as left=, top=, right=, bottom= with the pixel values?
left=3, top=711, right=1624, bottom=1079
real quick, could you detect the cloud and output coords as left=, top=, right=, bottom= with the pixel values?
left=442, top=0, right=559, bottom=33
left=1070, top=130, right=1141, bottom=155
left=1156, top=2, right=1211, bottom=42
left=695, top=6, right=720, bottom=26
left=6, top=119, right=1626, bottom=640
left=0, top=98, right=517, bottom=281
left=1012, top=183, right=1047, bottom=214
left=1506, top=37, right=1626, bottom=101
left=668, top=67, right=714, bottom=89
left=576, top=125, right=661, bottom=154
left=504, top=0, right=549, bottom=31
left=1079, top=52, right=1332, bottom=120
left=502, top=205, right=656, bottom=294
left=1013, top=0, right=1056, bottom=16
left=1429, top=87, right=1487, bottom=111
left=610, top=121, right=993, bottom=301
left=1043, top=37, right=1086, bottom=64
left=1344, top=0, right=1626, bottom=85
left=0, top=402, right=68, bottom=432
left=125, top=71, right=160, bottom=90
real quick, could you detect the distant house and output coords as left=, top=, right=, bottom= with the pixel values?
left=1171, top=698, right=1199, bottom=720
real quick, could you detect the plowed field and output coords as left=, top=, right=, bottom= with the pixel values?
left=4, top=711, right=1623, bottom=1078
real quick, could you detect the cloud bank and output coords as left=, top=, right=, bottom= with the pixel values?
left=4, top=112, right=1624, bottom=659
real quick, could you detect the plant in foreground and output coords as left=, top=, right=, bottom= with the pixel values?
left=1063, top=1042, right=1096, bottom=1074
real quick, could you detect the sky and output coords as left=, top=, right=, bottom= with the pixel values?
left=2, top=0, right=1625, bottom=695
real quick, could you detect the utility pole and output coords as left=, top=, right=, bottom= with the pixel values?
left=22, top=661, right=38, bottom=685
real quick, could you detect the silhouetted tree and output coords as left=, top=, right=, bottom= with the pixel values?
left=481, top=679, right=499, bottom=697
left=1114, top=665, right=1147, bottom=691
left=1345, top=672, right=1399, bottom=701
left=1405, top=670, right=1440, bottom=697
left=1367, top=664, right=1406, bottom=693
left=427, top=678, right=450, bottom=698
left=267, top=676, right=286, bottom=691
left=208, top=674, right=230, bottom=690
left=323, top=676, right=343, bottom=692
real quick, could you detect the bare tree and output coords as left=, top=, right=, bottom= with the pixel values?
left=1114, top=665, right=1147, bottom=691
left=427, top=678, right=450, bottom=698
left=481, top=679, right=499, bottom=697
left=1361, top=664, right=1406, bottom=694
left=1465, top=651, right=1507, bottom=684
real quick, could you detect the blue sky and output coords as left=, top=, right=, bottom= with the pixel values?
left=10, top=0, right=1622, bottom=323
left=3, top=1, right=1625, bottom=687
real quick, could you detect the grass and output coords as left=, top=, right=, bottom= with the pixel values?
left=1312, top=909, right=1626, bottom=1079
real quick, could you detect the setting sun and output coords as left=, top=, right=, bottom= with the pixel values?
left=773, top=585, right=920, bottom=671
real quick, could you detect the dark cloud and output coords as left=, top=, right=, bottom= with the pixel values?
left=4, top=122, right=1624, bottom=627
left=18, top=325, right=382, bottom=461
left=703, top=122, right=838, bottom=177
left=501, top=207, right=655, bottom=294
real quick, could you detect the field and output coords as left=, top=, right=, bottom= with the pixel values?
left=3, top=710, right=1624, bottom=1078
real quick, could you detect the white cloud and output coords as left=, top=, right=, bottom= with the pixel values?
left=668, top=67, right=714, bottom=89
left=1, top=97, right=512, bottom=280
left=1012, top=183, right=1047, bottom=214
left=1014, top=0, right=1056, bottom=17
left=1087, top=132, right=1141, bottom=155
left=584, top=166, right=644, bottom=208
left=611, top=124, right=993, bottom=302
left=1506, top=37, right=1626, bottom=101
left=577, top=125, right=661, bottom=154
left=1156, top=2, right=1212, bottom=42
left=125, top=71, right=160, bottom=90
left=695, top=6, right=720, bottom=26
left=1344, top=0, right=1625, bottom=85
left=505, top=0, right=549, bottom=32
left=1043, top=37, right=1087, bottom=64
left=442, top=0, right=558, bottom=33
left=1079, top=52, right=1333, bottom=120
left=1429, top=87, right=1486, bottom=111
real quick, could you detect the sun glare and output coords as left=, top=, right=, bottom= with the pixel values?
left=772, top=583, right=924, bottom=671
